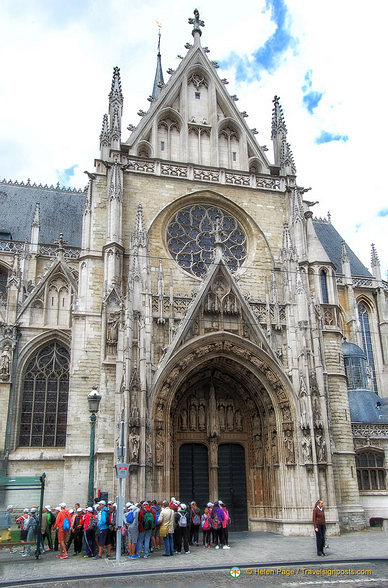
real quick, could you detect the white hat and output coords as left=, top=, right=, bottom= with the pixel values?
left=23, top=508, right=29, bottom=513
left=180, top=503, right=187, bottom=510
left=77, top=508, right=83, bottom=512
left=60, top=502, right=66, bottom=508
left=107, top=501, right=113, bottom=505
left=45, top=505, right=51, bottom=510
left=99, top=500, right=106, bottom=506
left=87, top=507, right=93, bottom=512
left=207, top=502, right=213, bottom=507
left=55, top=506, right=61, bottom=511
left=125, top=502, right=132, bottom=507
left=69, top=508, right=74, bottom=514
left=113, top=503, right=117, bottom=508
left=7, top=505, right=13, bottom=510
left=31, top=507, right=37, bottom=513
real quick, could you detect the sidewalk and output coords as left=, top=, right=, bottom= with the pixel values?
left=1, top=528, right=387, bottom=585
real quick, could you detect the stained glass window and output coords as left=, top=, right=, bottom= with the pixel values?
left=19, top=342, right=70, bottom=447
left=358, top=302, right=377, bottom=392
left=166, top=205, right=247, bottom=278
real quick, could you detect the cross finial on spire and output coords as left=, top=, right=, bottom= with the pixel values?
left=188, top=8, right=205, bottom=38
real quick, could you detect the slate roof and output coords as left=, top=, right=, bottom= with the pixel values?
left=0, top=181, right=85, bottom=248
left=313, top=219, right=371, bottom=277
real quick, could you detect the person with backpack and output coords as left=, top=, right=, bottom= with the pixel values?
left=55, top=502, right=71, bottom=559
left=220, top=501, right=231, bottom=549
left=210, top=501, right=225, bottom=549
left=151, top=500, right=162, bottom=552
left=16, top=508, right=30, bottom=554
left=125, top=502, right=139, bottom=558
left=96, top=500, right=111, bottom=559
left=81, top=506, right=96, bottom=557
left=157, top=500, right=175, bottom=556
left=41, top=506, right=53, bottom=551
left=22, top=507, right=39, bottom=557
left=189, top=501, right=201, bottom=546
left=133, top=502, right=155, bottom=559
left=174, top=503, right=191, bottom=554
left=201, top=505, right=212, bottom=548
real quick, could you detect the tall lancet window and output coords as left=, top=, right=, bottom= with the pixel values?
left=358, top=302, right=377, bottom=392
left=19, top=342, right=70, bottom=447
left=320, top=270, right=329, bottom=303
left=0, top=266, right=8, bottom=303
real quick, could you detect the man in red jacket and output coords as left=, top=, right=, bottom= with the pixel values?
left=55, top=503, right=71, bottom=559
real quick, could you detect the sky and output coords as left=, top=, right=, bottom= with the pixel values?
left=0, top=0, right=387, bottom=276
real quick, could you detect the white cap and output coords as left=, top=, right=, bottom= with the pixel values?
left=7, top=505, right=13, bottom=510
left=77, top=508, right=83, bottom=512
left=180, top=503, right=186, bottom=510
left=45, top=505, right=51, bottom=510
left=69, top=509, right=74, bottom=514
left=98, top=500, right=106, bottom=506
left=31, top=507, right=37, bottom=513
left=207, top=502, right=213, bottom=507
left=87, top=507, right=93, bottom=512
left=60, top=502, right=66, bottom=508
left=125, top=502, right=132, bottom=507
left=23, top=508, right=29, bottom=513
left=55, top=506, right=61, bottom=511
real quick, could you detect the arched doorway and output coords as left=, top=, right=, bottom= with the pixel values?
left=152, top=335, right=299, bottom=533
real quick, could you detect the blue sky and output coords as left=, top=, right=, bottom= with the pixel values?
left=0, top=0, right=387, bottom=273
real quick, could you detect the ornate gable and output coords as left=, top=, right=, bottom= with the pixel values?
left=126, top=10, right=270, bottom=173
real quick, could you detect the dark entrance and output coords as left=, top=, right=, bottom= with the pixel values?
left=179, top=443, right=209, bottom=508
left=218, top=443, right=248, bottom=531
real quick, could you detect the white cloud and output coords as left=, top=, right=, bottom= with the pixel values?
left=0, top=0, right=387, bottom=274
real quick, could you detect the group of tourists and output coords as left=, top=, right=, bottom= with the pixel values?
left=1, top=498, right=232, bottom=560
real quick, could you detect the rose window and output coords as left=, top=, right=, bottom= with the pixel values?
left=166, top=204, right=247, bottom=277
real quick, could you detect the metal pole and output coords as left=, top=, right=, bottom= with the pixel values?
left=88, top=413, right=96, bottom=506
left=35, top=473, right=46, bottom=559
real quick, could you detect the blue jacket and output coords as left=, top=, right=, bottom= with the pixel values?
left=98, top=507, right=110, bottom=530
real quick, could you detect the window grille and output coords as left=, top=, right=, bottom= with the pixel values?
left=19, top=342, right=70, bottom=447
left=358, top=302, right=377, bottom=391
left=356, top=451, right=386, bottom=491
left=166, top=204, right=247, bottom=278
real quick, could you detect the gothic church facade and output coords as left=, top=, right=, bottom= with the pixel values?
left=1, top=11, right=387, bottom=535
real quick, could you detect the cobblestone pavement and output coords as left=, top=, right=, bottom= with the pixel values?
left=1, top=530, right=388, bottom=587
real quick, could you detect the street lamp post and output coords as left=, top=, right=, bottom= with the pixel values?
left=87, top=385, right=101, bottom=506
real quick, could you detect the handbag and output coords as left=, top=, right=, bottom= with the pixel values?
left=159, top=523, right=169, bottom=538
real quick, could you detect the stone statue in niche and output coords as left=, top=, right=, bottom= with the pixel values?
left=218, top=403, right=226, bottom=431
left=226, top=404, right=234, bottom=431
left=312, top=393, right=323, bottom=429
left=155, top=429, right=164, bottom=465
left=179, top=408, right=188, bottom=430
left=271, top=430, right=278, bottom=464
left=198, top=403, right=206, bottom=431
left=315, top=433, right=327, bottom=462
left=106, top=312, right=120, bottom=353
left=254, top=434, right=263, bottom=466
left=189, top=401, right=197, bottom=430
left=0, top=346, right=11, bottom=379
left=284, top=429, right=295, bottom=464
left=302, top=434, right=312, bottom=463
left=156, top=403, right=164, bottom=421
left=281, top=404, right=291, bottom=422
left=299, top=392, right=310, bottom=431
left=130, top=434, right=140, bottom=462
left=235, top=409, right=242, bottom=431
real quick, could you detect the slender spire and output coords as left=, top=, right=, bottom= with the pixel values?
left=109, top=67, right=123, bottom=149
left=109, top=66, right=123, bottom=110
left=271, top=95, right=296, bottom=174
left=151, top=23, right=165, bottom=99
left=371, top=243, right=382, bottom=281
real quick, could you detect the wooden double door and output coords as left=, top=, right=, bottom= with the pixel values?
left=179, top=442, right=248, bottom=531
